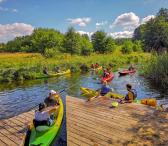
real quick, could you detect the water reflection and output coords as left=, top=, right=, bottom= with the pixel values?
left=0, top=72, right=168, bottom=119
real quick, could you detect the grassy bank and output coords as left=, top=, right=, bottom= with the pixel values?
left=0, top=52, right=150, bottom=82
left=142, top=53, right=168, bottom=90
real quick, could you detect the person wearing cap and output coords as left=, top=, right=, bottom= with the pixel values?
left=44, top=90, right=60, bottom=107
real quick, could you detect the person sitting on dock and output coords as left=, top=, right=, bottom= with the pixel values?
left=44, top=90, right=60, bottom=107
left=43, top=67, right=49, bottom=75
left=99, top=81, right=112, bottom=96
left=33, top=103, right=55, bottom=128
left=120, top=84, right=137, bottom=103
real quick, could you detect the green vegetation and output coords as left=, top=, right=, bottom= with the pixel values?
left=0, top=52, right=150, bottom=83
left=134, top=8, right=168, bottom=53
left=133, top=8, right=168, bottom=89
left=142, top=53, right=168, bottom=90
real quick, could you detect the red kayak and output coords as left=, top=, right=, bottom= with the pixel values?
left=119, top=69, right=136, bottom=76
left=101, top=73, right=114, bottom=83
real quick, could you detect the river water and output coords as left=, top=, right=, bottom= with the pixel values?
left=0, top=71, right=167, bottom=145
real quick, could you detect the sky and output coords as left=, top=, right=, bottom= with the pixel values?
left=0, top=0, right=168, bottom=43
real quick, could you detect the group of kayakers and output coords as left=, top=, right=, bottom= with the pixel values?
left=43, top=66, right=61, bottom=75
left=93, top=63, right=137, bottom=103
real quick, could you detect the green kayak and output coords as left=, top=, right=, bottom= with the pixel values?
left=24, top=96, right=64, bottom=146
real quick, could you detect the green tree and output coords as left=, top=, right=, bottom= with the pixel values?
left=63, top=27, right=81, bottom=55
left=121, top=40, right=133, bottom=54
left=31, top=28, right=64, bottom=53
left=91, top=31, right=107, bottom=53
left=80, top=35, right=93, bottom=56
left=133, top=40, right=143, bottom=52
left=104, top=37, right=116, bottom=53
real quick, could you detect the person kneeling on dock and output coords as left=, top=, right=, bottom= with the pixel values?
left=33, top=103, right=57, bottom=128
left=44, top=90, right=60, bottom=107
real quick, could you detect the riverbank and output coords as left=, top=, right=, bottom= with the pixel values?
left=0, top=52, right=150, bottom=83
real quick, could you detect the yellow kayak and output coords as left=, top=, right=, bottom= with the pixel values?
left=91, top=66, right=102, bottom=71
left=36, top=69, right=71, bottom=79
left=80, top=87, right=124, bottom=100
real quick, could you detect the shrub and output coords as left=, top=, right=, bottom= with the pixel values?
left=121, top=40, right=133, bottom=54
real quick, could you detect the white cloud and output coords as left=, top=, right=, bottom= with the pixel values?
left=110, top=12, right=140, bottom=30
left=109, top=31, right=133, bottom=39
left=0, top=23, right=34, bottom=43
left=67, top=17, right=91, bottom=27
left=141, top=15, right=155, bottom=24
left=96, top=21, right=108, bottom=27
left=0, top=6, right=18, bottom=13
left=76, top=30, right=93, bottom=38
left=12, top=9, right=18, bottom=13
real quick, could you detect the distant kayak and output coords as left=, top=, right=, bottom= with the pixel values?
left=36, top=69, right=71, bottom=79
left=118, top=69, right=136, bottom=76
left=91, top=66, right=102, bottom=71
left=101, top=73, right=114, bottom=83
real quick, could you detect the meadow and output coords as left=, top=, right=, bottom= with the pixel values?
left=0, top=51, right=151, bottom=82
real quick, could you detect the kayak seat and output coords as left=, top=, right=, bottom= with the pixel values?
left=36, top=126, right=50, bottom=132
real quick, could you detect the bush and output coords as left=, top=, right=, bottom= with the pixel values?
left=133, top=41, right=143, bottom=52
left=121, top=40, right=133, bottom=54
left=44, top=48, right=59, bottom=58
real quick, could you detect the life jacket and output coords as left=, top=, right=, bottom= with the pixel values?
left=130, top=89, right=137, bottom=100
left=100, top=85, right=111, bottom=96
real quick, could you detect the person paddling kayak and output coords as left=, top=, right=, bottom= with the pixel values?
left=128, top=64, right=135, bottom=71
left=44, top=90, right=60, bottom=107
left=43, top=67, right=49, bottom=75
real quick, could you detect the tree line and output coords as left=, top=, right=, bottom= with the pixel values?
left=0, top=8, right=167, bottom=56
left=0, top=28, right=142, bottom=57
left=134, top=8, right=168, bottom=53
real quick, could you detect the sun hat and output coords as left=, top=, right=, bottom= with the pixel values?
left=49, top=90, right=57, bottom=95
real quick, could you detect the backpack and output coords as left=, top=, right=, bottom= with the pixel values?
left=131, top=89, right=137, bottom=100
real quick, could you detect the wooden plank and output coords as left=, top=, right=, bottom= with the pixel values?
left=66, top=96, right=156, bottom=146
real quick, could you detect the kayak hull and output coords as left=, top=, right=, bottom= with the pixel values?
left=119, top=70, right=136, bottom=76
left=101, top=73, right=114, bottom=83
left=80, top=87, right=98, bottom=99
left=24, top=96, right=64, bottom=146
left=36, top=69, right=71, bottom=79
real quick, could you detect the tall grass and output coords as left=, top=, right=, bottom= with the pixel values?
left=0, top=52, right=150, bottom=82
left=143, top=53, right=168, bottom=90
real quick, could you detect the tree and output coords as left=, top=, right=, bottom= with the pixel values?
left=91, top=31, right=107, bottom=53
left=157, top=8, right=168, bottom=21
left=121, top=40, right=133, bottom=53
left=63, top=27, right=81, bottom=55
left=80, top=35, right=93, bottom=56
left=31, top=28, right=64, bottom=53
left=104, top=37, right=116, bottom=53
left=133, top=40, right=143, bottom=52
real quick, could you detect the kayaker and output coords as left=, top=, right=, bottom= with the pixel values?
left=128, top=64, right=135, bottom=71
left=121, top=84, right=137, bottom=103
left=54, top=66, right=60, bottom=73
left=43, top=67, right=49, bottom=75
left=99, top=81, right=112, bottom=96
left=44, top=90, right=60, bottom=107
left=95, top=63, right=99, bottom=68
left=103, top=69, right=109, bottom=77
left=33, top=103, right=56, bottom=128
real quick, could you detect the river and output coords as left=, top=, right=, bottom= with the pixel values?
left=0, top=71, right=167, bottom=145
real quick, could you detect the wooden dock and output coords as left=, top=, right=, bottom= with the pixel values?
left=0, top=110, right=34, bottom=146
left=66, top=96, right=168, bottom=146
left=0, top=95, right=168, bottom=146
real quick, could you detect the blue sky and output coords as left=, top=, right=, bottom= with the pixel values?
left=0, top=0, right=168, bottom=42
